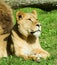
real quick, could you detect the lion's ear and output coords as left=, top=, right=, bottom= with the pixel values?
left=16, top=11, right=25, bottom=21
left=32, top=10, right=37, bottom=17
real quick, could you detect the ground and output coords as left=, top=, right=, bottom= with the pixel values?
left=0, top=7, right=57, bottom=65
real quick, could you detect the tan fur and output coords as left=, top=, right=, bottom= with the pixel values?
left=12, top=10, right=50, bottom=62
left=0, top=0, right=13, bottom=57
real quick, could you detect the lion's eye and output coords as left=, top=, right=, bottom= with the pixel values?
left=28, top=19, right=33, bottom=22
left=28, top=19, right=31, bottom=20
left=18, top=15, right=22, bottom=19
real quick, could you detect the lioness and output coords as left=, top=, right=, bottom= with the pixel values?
left=11, top=10, right=50, bottom=62
left=0, top=0, right=13, bottom=57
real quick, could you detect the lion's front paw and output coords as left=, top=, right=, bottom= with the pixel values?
left=33, top=48, right=50, bottom=60
left=33, top=54, right=42, bottom=62
left=39, top=50, right=50, bottom=59
left=29, top=54, right=42, bottom=62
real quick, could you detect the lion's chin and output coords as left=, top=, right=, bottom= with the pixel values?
left=32, top=31, right=41, bottom=37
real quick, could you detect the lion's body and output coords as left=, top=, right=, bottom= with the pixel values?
left=0, top=0, right=13, bottom=57
left=11, top=10, right=50, bottom=61
left=12, top=30, right=41, bottom=58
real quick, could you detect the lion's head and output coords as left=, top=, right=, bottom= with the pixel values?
left=16, top=10, right=41, bottom=38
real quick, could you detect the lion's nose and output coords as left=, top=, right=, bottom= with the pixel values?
left=36, top=23, right=41, bottom=27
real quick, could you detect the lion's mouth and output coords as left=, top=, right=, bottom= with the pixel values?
left=31, top=30, right=41, bottom=34
left=30, top=30, right=41, bottom=37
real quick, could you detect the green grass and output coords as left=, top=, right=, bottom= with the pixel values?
left=0, top=7, right=57, bottom=65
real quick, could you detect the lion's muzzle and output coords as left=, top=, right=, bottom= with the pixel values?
left=31, top=23, right=41, bottom=37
